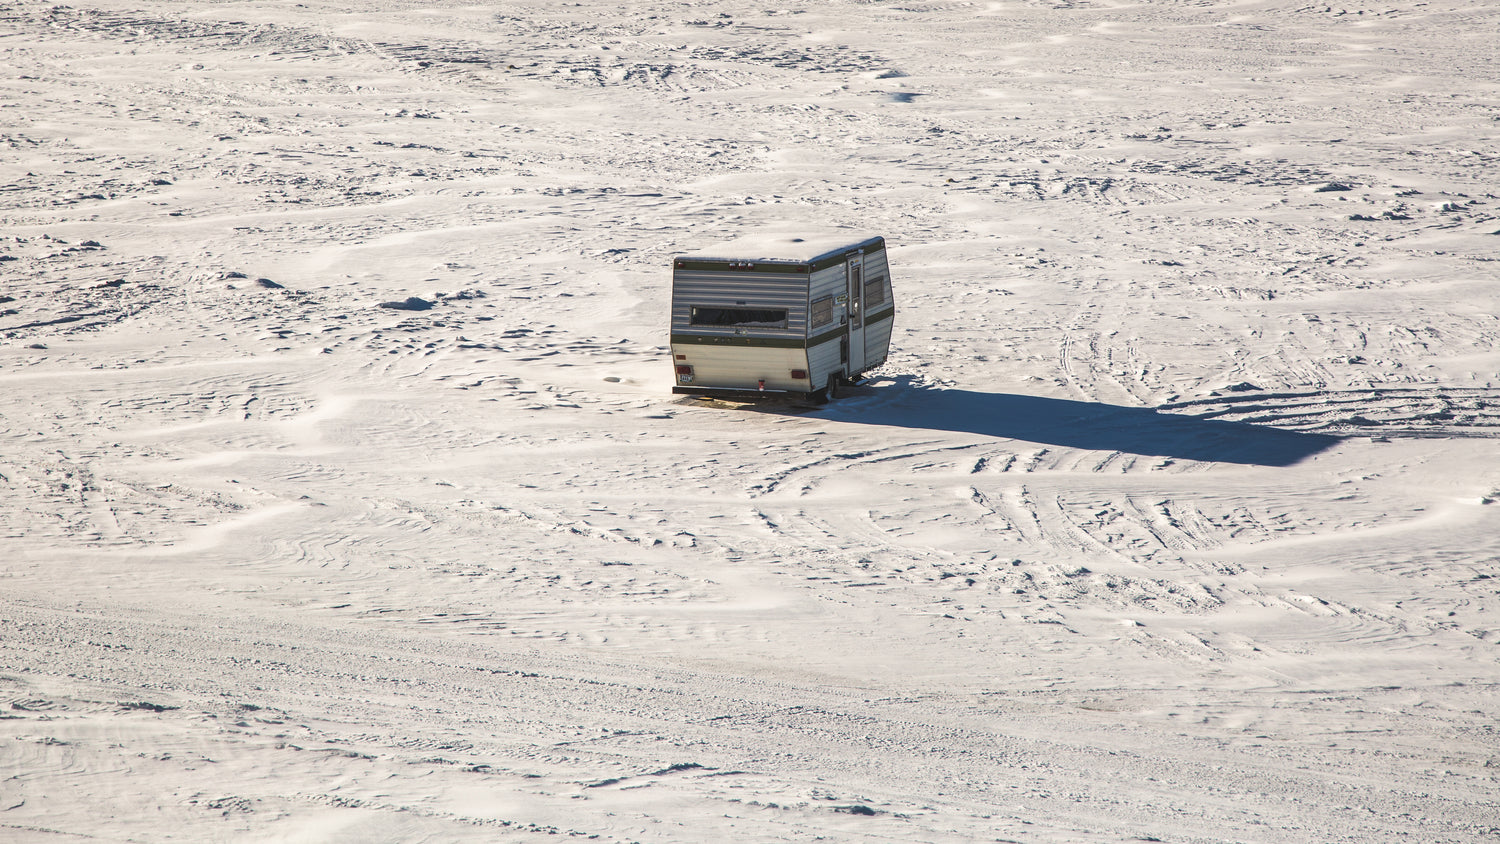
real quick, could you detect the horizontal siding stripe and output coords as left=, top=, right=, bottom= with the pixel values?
left=671, top=333, right=811, bottom=349
left=671, top=269, right=811, bottom=334
left=866, top=306, right=896, bottom=325
left=810, top=265, right=846, bottom=300
left=672, top=271, right=809, bottom=289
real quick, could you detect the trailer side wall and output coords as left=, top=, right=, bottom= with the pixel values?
left=860, top=247, right=894, bottom=368
left=806, top=262, right=848, bottom=390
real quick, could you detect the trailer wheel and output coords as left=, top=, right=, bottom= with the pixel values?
left=826, top=375, right=842, bottom=401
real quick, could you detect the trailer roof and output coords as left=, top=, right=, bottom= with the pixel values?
left=675, top=233, right=884, bottom=266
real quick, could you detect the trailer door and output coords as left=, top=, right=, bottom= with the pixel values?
left=845, top=253, right=866, bottom=373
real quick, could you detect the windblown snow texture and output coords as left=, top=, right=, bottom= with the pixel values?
left=2, top=1, right=1498, bottom=841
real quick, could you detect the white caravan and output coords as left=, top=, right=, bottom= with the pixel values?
left=670, top=235, right=894, bottom=402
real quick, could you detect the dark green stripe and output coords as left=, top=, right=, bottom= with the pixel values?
left=670, top=317, right=889, bottom=350
left=671, top=333, right=809, bottom=349
left=808, top=239, right=886, bottom=273
left=672, top=310, right=888, bottom=351
left=807, top=325, right=845, bottom=347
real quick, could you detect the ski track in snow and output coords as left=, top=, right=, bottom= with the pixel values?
left=2, top=0, right=1499, bottom=841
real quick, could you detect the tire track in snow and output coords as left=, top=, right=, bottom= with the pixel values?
left=1166, top=386, right=1500, bottom=438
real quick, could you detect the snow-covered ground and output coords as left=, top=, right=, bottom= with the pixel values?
left=3, top=0, right=1498, bottom=840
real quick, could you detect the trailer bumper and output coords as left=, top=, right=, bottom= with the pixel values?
left=673, top=385, right=817, bottom=402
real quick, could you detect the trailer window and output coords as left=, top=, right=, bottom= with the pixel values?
left=810, top=296, right=834, bottom=329
left=690, top=306, right=788, bottom=328
left=864, top=274, right=885, bottom=307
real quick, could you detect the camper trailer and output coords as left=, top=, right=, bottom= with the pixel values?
left=670, top=235, right=894, bottom=402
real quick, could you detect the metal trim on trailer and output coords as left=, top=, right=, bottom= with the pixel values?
left=675, top=237, right=886, bottom=276
left=672, top=385, right=817, bottom=400
left=670, top=322, right=852, bottom=349
left=672, top=260, right=810, bottom=274
left=806, top=238, right=886, bottom=273
left=670, top=334, right=810, bottom=349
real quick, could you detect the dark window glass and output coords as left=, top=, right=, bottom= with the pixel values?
left=690, top=306, right=788, bottom=328
left=864, top=274, right=885, bottom=307
left=810, top=296, right=833, bottom=329
left=848, top=264, right=862, bottom=327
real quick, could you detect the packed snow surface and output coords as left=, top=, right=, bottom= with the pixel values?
left=2, top=0, right=1498, bottom=841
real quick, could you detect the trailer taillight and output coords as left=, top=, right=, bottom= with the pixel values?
left=790, top=369, right=807, bottom=380
left=675, top=364, right=693, bottom=376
